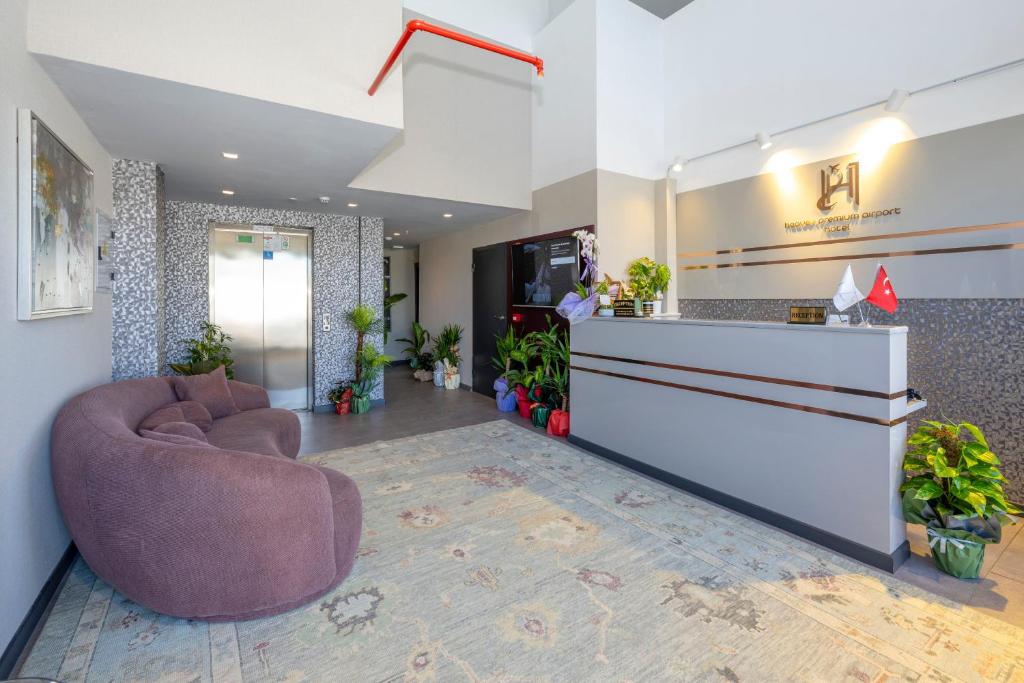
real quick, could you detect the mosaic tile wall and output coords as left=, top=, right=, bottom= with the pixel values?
left=164, top=202, right=384, bottom=406
left=111, top=160, right=165, bottom=381
left=678, top=298, right=1024, bottom=501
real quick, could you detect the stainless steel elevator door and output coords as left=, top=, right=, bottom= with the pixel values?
left=209, top=224, right=311, bottom=410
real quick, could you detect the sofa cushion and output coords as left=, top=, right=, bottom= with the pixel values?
left=172, top=365, right=239, bottom=419
left=204, top=408, right=301, bottom=458
left=140, top=422, right=212, bottom=447
left=139, top=400, right=213, bottom=433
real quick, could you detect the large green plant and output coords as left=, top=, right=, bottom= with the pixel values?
left=346, top=304, right=382, bottom=382
left=397, top=321, right=432, bottom=369
left=432, top=324, right=464, bottom=367
left=536, top=320, right=571, bottom=410
left=383, top=293, right=407, bottom=344
left=901, top=420, right=1019, bottom=531
left=626, top=257, right=658, bottom=301
left=169, top=321, right=235, bottom=378
left=491, top=327, right=519, bottom=379
left=651, top=262, right=671, bottom=297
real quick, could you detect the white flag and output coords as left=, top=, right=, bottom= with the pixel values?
left=833, top=265, right=865, bottom=311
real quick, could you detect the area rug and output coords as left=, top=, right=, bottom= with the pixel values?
left=18, top=421, right=1024, bottom=682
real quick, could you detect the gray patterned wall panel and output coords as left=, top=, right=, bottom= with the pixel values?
left=112, top=160, right=165, bottom=380
left=678, top=298, right=1024, bottom=501
left=164, top=202, right=384, bottom=406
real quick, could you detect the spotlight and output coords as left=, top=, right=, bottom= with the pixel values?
left=669, top=156, right=684, bottom=173
left=884, top=89, right=909, bottom=113
left=221, top=189, right=235, bottom=196
left=347, top=202, right=358, bottom=208
left=756, top=131, right=773, bottom=150
left=443, top=213, right=453, bottom=218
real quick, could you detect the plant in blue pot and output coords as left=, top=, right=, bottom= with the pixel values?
left=491, top=327, right=521, bottom=412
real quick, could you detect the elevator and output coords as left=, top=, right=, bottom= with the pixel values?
left=209, top=223, right=312, bottom=410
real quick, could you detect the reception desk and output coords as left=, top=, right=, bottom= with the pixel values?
left=569, top=316, right=922, bottom=571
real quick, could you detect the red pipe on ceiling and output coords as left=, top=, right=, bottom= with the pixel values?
left=368, top=19, right=544, bottom=96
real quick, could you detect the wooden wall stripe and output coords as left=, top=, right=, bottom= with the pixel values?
left=677, top=219, right=1024, bottom=259
left=571, top=351, right=903, bottom=400
left=571, top=364, right=906, bottom=428
left=680, top=241, right=1024, bottom=271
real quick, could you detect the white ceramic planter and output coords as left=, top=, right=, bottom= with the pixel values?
left=444, top=373, right=461, bottom=390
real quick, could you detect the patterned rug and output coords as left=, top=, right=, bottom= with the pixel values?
left=18, top=421, right=1024, bottom=682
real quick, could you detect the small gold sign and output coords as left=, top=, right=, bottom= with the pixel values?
left=789, top=306, right=827, bottom=325
left=613, top=299, right=639, bottom=317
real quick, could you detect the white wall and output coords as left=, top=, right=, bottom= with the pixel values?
left=532, top=0, right=598, bottom=190
left=27, top=0, right=404, bottom=130
left=350, top=10, right=533, bottom=210
left=384, top=247, right=418, bottom=359
left=0, top=0, right=113, bottom=654
left=402, top=0, right=551, bottom=51
left=595, top=0, right=665, bottom=180
left=664, top=0, right=1024, bottom=191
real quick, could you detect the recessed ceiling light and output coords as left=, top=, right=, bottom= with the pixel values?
left=221, top=189, right=235, bottom=196
left=288, top=197, right=298, bottom=201
left=394, top=244, right=405, bottom=249
left=347, top=202, right=358, bottom=208
left=443, top=213, right=453, bottom=218
left=393, top=232, right=401, bottom=236
left=384, top=236, right=392, bottom=241
left=222, top=152, right=239, bottom=160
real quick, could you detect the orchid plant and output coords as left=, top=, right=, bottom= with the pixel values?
left=555, top=229, right=600, bottom=324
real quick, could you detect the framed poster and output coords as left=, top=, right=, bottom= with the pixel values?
left=17, top=109, right=95, bottom=320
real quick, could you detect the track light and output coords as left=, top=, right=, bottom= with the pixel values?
left=884, top=89, right=909, bottom=113
left=756, top=131, right=773, bottom=150
left=669, top=156, right=685, bottom=173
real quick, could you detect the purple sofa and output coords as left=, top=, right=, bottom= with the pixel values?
left=51, top=375, right=362, bottom=621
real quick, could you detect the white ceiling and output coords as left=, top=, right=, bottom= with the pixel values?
left=628, top=0, right=696, bottom=19
left=36, top=55, right=522, bottom=247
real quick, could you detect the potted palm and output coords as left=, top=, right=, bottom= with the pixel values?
left=626, top=257, right=658, bottom=317
left=490, top=327, right=520, bottom=411
left=432, top=324, right=463, bottom=390
left=901, top=420, right=1019, bottom=579
left=168, top=321, right=236, bottom=378
left=350, top=345, right=391, bottom=414
left=398, top=321, right=433, bottom=381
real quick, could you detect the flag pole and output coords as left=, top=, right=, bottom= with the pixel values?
left=856, top=300, right=870, bottom=327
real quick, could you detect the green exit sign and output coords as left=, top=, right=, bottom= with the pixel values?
left=237, top=234, right=254, bottom=244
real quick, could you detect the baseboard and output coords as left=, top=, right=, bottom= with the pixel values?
left=0, top=543, right=78, bottom=678
left=459, top=383, right=471, bottom=392
left=567, top=434, right=909, bottom=573
left=313, top=398, right=386, bottom=414
left=389, top=359, right=411, bottom=366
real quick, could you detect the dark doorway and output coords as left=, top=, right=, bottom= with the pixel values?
left=472, top=242, right=509, bottom=396
left=414, top=261, right=420, bottom=322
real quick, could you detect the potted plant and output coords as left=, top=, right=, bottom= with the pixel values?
left=432, top=324, right=463, bottom=390
left=327, top=381, right=353, bottom=415
left=650, top=262, right=671, bottom=316
left=397, top=321, right=433, bottom=382
left=383, top=292, right=407, bottom=344
left=539, top=327, right=571, bottom=437
left=626, top=257, right=659, bottom=317
left=490, top=327, right=520, bottom=411
left=901, top=420, right=1019, bottom=579
left=168, top=321, right=236, bottom=378
left=350, top=345, right=392, bottom=414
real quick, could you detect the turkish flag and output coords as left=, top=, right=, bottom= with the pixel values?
left=866, top=265, right=898, bottom=313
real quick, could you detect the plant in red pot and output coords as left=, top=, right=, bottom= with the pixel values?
left=328, top=382, right=353, bottom=415
left=547, top=397, right=570, bottom=437
left=534, top=318, right=572, bottom=437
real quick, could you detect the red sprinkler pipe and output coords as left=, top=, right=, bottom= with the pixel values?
left=368, top=19, right=544, bottom=96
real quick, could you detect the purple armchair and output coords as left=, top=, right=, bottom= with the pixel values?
left=51, top=376, right=361, bottom=621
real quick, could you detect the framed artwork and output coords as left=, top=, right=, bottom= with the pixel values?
left=17, top=109, right=95, bottom=320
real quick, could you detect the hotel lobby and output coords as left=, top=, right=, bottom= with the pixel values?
left=2, top=1, right=1023, bottom=681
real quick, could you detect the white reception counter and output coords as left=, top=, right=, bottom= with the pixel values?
left=569, top=316, right=921, bottom=571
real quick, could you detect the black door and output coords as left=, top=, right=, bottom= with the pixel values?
left=472, top=243, right=508, bottom=395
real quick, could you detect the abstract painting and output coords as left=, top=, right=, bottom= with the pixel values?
left=17, top=109, right=95, bottom=320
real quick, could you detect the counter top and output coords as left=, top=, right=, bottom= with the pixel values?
left=587, top=315, right=908, bottom=335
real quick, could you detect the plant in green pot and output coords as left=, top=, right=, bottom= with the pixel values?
left=168, top=321, right=236, bottom=378
left=901, top=420, right=1019, bottom=579
left=350, top=345, right=392, bottom=414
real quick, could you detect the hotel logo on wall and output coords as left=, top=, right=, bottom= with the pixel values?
left=817, top=162, right=859, bottom=211
left=785, top=158, right=901, bottom=234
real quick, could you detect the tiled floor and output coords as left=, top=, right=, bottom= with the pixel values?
left=313, top=365, right=1024, bottom=628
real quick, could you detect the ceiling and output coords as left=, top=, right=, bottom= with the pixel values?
left=627, top=0, right=697, bottom=19
left=36, top=55, right=522, bottom=248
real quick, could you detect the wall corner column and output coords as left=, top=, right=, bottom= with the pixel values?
left=654, top=177, right=678, bottom=313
